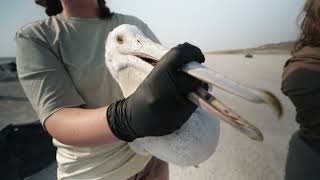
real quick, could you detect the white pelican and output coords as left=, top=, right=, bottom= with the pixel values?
left=105, top=24, right=282, bottom=166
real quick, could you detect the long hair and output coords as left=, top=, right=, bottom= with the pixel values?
left=43, top=0, right=113, bottom=19
left=294, top=0, right=320, bottom=52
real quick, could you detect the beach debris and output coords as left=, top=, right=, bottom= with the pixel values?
left=245, top=53, right=253, bottom=58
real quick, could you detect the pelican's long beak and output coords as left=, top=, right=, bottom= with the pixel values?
left=128, top=34, right=282, bottom=141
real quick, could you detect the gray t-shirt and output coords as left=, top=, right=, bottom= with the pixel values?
left=15, top=13, right=159, bottom=180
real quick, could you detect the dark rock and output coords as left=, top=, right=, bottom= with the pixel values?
left=0, top=62, right=18, bottom=81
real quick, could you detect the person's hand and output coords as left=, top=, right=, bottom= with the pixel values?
left=107, top=43, right=205, bottom=142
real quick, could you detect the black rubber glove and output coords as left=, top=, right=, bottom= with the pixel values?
left=107, top=43, right=205, bottom=142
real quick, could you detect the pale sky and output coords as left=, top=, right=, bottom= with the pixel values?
left=0, top=0, right=304, bottom=57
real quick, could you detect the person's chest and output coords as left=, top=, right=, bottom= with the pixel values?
left=51, top=22, right=124, bottom=107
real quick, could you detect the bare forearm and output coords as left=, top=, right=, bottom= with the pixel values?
left=45, top=106, right=119, bottom=147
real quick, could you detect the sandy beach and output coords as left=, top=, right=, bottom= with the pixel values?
left=0, top=54, right=297, bottom=180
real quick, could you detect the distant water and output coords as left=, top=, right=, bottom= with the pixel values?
left=171, top=54, right=298, bottom=180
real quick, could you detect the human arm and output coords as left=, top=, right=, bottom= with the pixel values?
left=15, top=30, right=118, bottom=147
left=45, top=107, right=118, bottom=147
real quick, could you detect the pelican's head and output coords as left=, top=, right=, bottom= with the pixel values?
left=105, top=24, right=167, bottom=97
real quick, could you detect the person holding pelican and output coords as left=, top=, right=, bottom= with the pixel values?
left=16, top=0, right=282, bottom=179
left=15, top=0, right=206, bottom=179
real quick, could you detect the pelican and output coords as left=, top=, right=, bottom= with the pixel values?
left=105, top=24, right=282, bottom=166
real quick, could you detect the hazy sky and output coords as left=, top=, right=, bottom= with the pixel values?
left=0, top=0, right=304, bottom=57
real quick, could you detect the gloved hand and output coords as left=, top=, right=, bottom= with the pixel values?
left=107, top=43, right=205, bottom=142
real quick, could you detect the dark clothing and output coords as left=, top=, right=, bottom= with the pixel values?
left=285, top=131, right=320, bottom=180
left=282, top=47, right=320, bottom=153
left=282, top=46, right=320, bottom=179
left=0, top=122, right=56, bottom=180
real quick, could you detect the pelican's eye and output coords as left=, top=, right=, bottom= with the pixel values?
left=116, top=35, right=125, bottom=44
